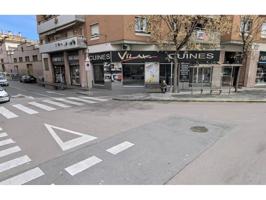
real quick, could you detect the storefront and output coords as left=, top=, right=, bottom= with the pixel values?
left=89, top=50, right=220, bottom=88
left=51, top=54, right=65, bottom=84
left=256, top=51, right=266, bottom=85
left=68, top=53, right=80, bottom=86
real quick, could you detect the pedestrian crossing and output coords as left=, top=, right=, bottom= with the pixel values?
left=0, top=127, right=44, bottom=185
left=0, top=96, right=110, bottom=120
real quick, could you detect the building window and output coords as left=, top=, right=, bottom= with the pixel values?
left=43, top=58, right=49, bottom=71
left=14, top=58, right=17, bottom=63
left=261, top=23, right=266, bottom=38
left=25, top=56, right=30, bottom=62
left=33, top=55, right=38, bottom=62
left=240, top=19, right=252, bottom=33
left=90, top=23, right=100, bottom=38
left=135, top=16, right=148, bottom=33
left=19, top=57, right=23, bottom=62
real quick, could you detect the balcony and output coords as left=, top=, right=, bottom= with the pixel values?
left=39, top=36, right=87, bottom=53
left=37, top=15, right=85, bottom=34
left=190, top=30, right=221, bottom=44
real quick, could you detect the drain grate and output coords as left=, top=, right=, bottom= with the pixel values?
left=190, top=126, right=208, bottom=133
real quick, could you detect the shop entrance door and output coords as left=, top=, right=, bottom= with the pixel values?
left=70, top=65, right=80, bottom=86
left=160, top=64, right=172, bottom=85
left=54, top=65, right=66, bottom=84
left=122, top=64, right=144, bottom=86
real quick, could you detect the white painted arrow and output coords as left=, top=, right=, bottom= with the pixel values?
left=44, top=124, right=97, bottom=151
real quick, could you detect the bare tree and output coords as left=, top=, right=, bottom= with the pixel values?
left=236, top=15, right=265, bottom=91
left=147, top=15, right=232, bottom=93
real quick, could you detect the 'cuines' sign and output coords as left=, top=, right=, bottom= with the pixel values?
left=89, top=50, right=220, bottom=64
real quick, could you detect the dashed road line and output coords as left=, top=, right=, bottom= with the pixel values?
left=0, top=146, right=21, bottom=158
left=28, top=102, right=56, bottom=111
left=106, top=141, right=135, bottom=155
left=46, top=91, right=65, bottom=96
left=0, top=139, right=15, bottom=147
left=0, top=107, right=18, bottom=119
left=67, top=97, right=96, bottom=104
left=53, top=98, right=84, bottom=106
left=80, top=96, right=108, bottom=102
left=0, top=132, right=8, bottom=138
left=0, top=155, right=31, bottom=173
left=0, top=167, right=44, bottom=185
left=65, top=156, right=102, bottom=176
left=42, top=99, right=71, bottom=108
left=12, top=104, right=38, bottom=115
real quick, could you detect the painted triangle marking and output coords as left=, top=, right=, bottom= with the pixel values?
left=44, top=124, right=97, bottom=151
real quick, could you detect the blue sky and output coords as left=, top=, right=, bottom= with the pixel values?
left=0, top=15, right=38, bottom=40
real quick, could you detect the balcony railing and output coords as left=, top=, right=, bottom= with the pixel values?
left=39, top=36, right=87, bottom=53
left=37, top=15, right=85, bottom=34
left=190, top=29, right=221, bottom=44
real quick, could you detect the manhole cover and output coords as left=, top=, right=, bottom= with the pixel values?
left=190, top=126, right=208, bottom=133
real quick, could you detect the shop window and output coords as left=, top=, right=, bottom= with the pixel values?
left=14, top=58, right=17, bottom=63
left=190, top=67, right=211, bottom=84
left=256, top=64, right=266, bottom=84
left=160, top=64, right=172, bottom=85
left=122, top=64, right=144, bottom=85
left=90, top=23, right=100, bottom=38
left=25, top=56, right=30, bottom=62
left=19, top=57, right=23, bottom=62
left=93, top=64, right=104, bottom=85
left=135, top=16, right=149, bottom=33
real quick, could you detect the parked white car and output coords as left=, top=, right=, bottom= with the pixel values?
left=0, top=76, right=9, bottom=86
left=0, top=87, right=10, bottom=103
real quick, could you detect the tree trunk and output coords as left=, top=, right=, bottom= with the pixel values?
left=173, top=53, right=179, bottom=93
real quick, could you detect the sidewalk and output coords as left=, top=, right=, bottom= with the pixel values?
left=112, top=87, right=266, bottom=103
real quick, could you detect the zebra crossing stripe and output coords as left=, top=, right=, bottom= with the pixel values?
left=12, top=104, right=38, bottom=115
left=0, top=155, right=31, bottom=173
left=0, top=132, right=8, bottom=138
left=28, top=102, right=56, bottom=111
left=67, top=97, right=96, bottom=104
left=42, top=99, right=71, bottom=108
left=53, top=98, right=84, bottom=106
left=0, top=146, right=21, bottom=158
left=0, top=139, right=15, bottom=147
left=80, top=96, right=108, bottom=102
left=0, top=107, right=18, bottom=119
left=65, top=156, right=102, bottom=176
left=0, top=167, right=44, bottom=185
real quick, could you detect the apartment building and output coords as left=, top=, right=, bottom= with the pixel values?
left=0, top=32, right=42, bottom=78
left=36, top=15, right=266, bottom=90
left=37, top=15, right=88, bottom=88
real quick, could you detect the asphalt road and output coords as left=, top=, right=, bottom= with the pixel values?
left=0, top=81, right=266, bottom=184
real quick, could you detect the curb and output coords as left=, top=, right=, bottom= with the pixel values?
left=112, top=97, right=266, bottom=103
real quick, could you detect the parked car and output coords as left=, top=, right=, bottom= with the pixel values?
left=20, top=75, right=37, bottom=83
left=0, top=87, right=10, bottom=103
left=0, top=76, right=9, bottom=86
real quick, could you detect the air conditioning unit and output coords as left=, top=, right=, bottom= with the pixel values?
left=122, top=44, right=131, bottom=50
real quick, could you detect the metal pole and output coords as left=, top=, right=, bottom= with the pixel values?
left=229, top=65, right=233, bottom=94
left=170, top=62, right=173, bottom=92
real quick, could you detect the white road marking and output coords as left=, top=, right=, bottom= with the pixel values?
left=0, top=167, right=44, bottom=185
left=44, top=124, right=97, bottom=151
left=0, top=107, right=18, bottom=119
left=0, top=132, right=8, bottom=138
left=53, top=98, right=84, bottom=106
left=65, top=156, right=102, bottom=176
left=80, top=96, right=108, bottom=102
left=67, top=97, right=96, bottom=104
left=46, top=91, right=65, bottom=96
left=12, top=104, right=38, bottom=115
left=106, top=141, right=135, bottom=155
left=42, top=99, right=71, bottom=108
left=0, top=155, right=31, bottom=173
left=0, top=139, right=15, bottom=147
left=0, top=146, right=21, bottom=158
left=28, top=102, right=56, bottom=111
